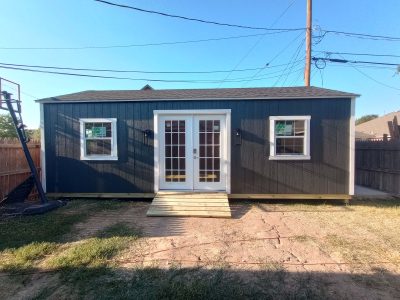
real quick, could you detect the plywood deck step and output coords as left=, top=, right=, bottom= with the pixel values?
left=147, top=192, right=231, bottom=218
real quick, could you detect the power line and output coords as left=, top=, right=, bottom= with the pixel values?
left=322, top=54, right=400, bottom=91
left=0, top=60, right=304, bottom=75
left=274, top=38, right=306, bottom=86
left=0, top=32, right=294, bottom=50
left=242, top=31, right=305, bottom=87
left=337, top=54, right=400, bottom=91
left=94, top=0, right=400, bottom=43
left=94, top=0, right=305, bottom=32
left=218, top=0, right=299, bottom=87
left=280, top=39, right=306, bottom=86
left=312, top=57, right=400, bottom=67
left=314, top=51, right=400, bottom=58
left=0, top=64, right=304, bottom=84
left=323, top=30, right=400, bottom=41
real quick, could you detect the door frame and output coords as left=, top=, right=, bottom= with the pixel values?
left=154, top=109, right=231, bottom=194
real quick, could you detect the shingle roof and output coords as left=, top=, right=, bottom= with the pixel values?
left=36, top=86, right=359, bottom=103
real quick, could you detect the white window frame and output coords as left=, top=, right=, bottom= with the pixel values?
left=269, top=115, right=311, bottom=160
left=80, top=118, right=118, bottom=161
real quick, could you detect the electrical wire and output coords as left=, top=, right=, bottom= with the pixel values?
left=314, top=51, right=400, bottom=59
left=0, top=32, right=293, bottom=50
left=280, top=39, right=306, bottom=86
left=93, top=0, right=400, bottom=43
left=241, top=32, right=305, bottom=87
left=273, top=38, right=305, bottom=86
left=323, top=30, right=400, bottom=41
left=217, top=0, right=300, bottom=87
left=0, top=60, right=304, bottom=75
left=0, top=64, right=304, bottom=84
left=320, top=54, right=400, bottom=91
left=312, top=57, right=400, bottom=67
left=94, top=0, right=304, bottom=32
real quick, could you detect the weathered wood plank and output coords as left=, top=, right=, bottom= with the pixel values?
left=46, top=193, right=155, bottom=198
left=148, top=192, right=231, bottom=218
left=148, top=205, right=231, bottom=211
left=228, top=194, right=351, bottom=200
left=152, top=201, right=229, bottom=207
left=147, top=210, right=231, bottom=218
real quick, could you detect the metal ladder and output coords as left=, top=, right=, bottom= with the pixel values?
left=1, top=90, right=47, bottom=205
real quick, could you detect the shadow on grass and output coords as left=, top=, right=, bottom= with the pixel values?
left=0, top=200, right=139, bottom=252
left=3, top=265, right=400, bottom=300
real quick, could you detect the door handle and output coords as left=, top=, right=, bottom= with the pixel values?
left=193, top=148, right=197, bottom=154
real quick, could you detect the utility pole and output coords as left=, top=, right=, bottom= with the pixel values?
left=304, top=0, right=312, bottom=86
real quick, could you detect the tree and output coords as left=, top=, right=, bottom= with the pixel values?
left=0, top=113, right=41, bottom=140
left=356, top=114, right=379, bottom=125
left=0, top=113, right=17, bottom=138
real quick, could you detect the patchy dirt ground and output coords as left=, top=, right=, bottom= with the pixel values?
left=73, top=199, right=400, bottom=299
left=1, top=199, right=400, bottom=299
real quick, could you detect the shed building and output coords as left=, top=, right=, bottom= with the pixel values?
left=37, top=86, right=358, bottom=200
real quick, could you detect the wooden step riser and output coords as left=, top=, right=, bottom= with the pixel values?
left=148, top=206, right=231, bottom=212
left=148, top=192, right=231, bottom=218
left=147, top=211, right=231, bottom=218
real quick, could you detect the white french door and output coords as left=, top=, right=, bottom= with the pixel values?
left=158, top=113, right=228, bottom=191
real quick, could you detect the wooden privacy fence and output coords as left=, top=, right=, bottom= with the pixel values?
left=0, top=138, right=41, bottom=201
left=356, top=139, right=400, bottom=195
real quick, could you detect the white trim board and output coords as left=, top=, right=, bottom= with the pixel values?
left=269, top=115, right=311, bottom=161
left=39, top=103, right=46, bottom=192
left=153, top=109, right=231, bottom=194
left=79, top=118, right=118, bottom=161
left=349, top=97, right=356, bottom=195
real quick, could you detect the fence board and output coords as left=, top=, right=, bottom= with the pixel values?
left=356, top=139, right=400, bottom=195
left=0, top=138, right=41, bottom=202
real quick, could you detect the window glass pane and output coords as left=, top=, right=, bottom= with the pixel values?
left=165, top=121, right=172, bottom=132
left=276, top=138, right=304, bottom=155
left=172, top=133, right=178, bottom=144
left=85, top=122, right=111, bottom=138
left=294, top=120, right=305, bottom=136
left=199, top=120, right=206, bottom=132
left=86, top=140, right=112, bottom=155
left=165, top=133, right=172, bottom=145
left=275, top=120, right=294, bottom=136
left=172, top=121, right=179, bottom=132
left=213, top=120, right=220, bottom=132
left=206, top=120, right=213, bottom=132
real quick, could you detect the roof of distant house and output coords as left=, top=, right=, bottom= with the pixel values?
left=36, top=86, right=359, bottom=103
left=356, top=111, right=400, bottom=139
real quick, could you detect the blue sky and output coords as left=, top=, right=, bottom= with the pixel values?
left=0, top=0, right=399, bottom=128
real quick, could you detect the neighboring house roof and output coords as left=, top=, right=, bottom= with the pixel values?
left=355, top=111, right=400, bottom=139
left=36, top=86, right=359, bottom=103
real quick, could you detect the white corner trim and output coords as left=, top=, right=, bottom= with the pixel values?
left=39, top=103, right=46, bottom=192
left=79, top=118, right=118, bottom=161
left=153, top=113, right=159, bottom=193
left=226, top=111, right=231, bottom=194
left=269, top=115, right=311, bottom=160
left=349, top=97, right=356, bottom=195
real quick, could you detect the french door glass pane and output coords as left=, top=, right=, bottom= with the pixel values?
left=199, top=119, right=221, bottom=182
left=165, top=120, right=186, bottom=182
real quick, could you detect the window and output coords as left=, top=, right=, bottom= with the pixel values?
left=269, top=116, right=310, bottom=160
left=80, top=118, right=117, bottom=160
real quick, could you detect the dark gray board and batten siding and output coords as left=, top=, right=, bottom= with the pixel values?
left=43, top=98, right=351, bottom=194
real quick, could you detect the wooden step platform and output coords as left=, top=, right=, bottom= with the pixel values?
left=147, top=192, right=231, bottom=218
